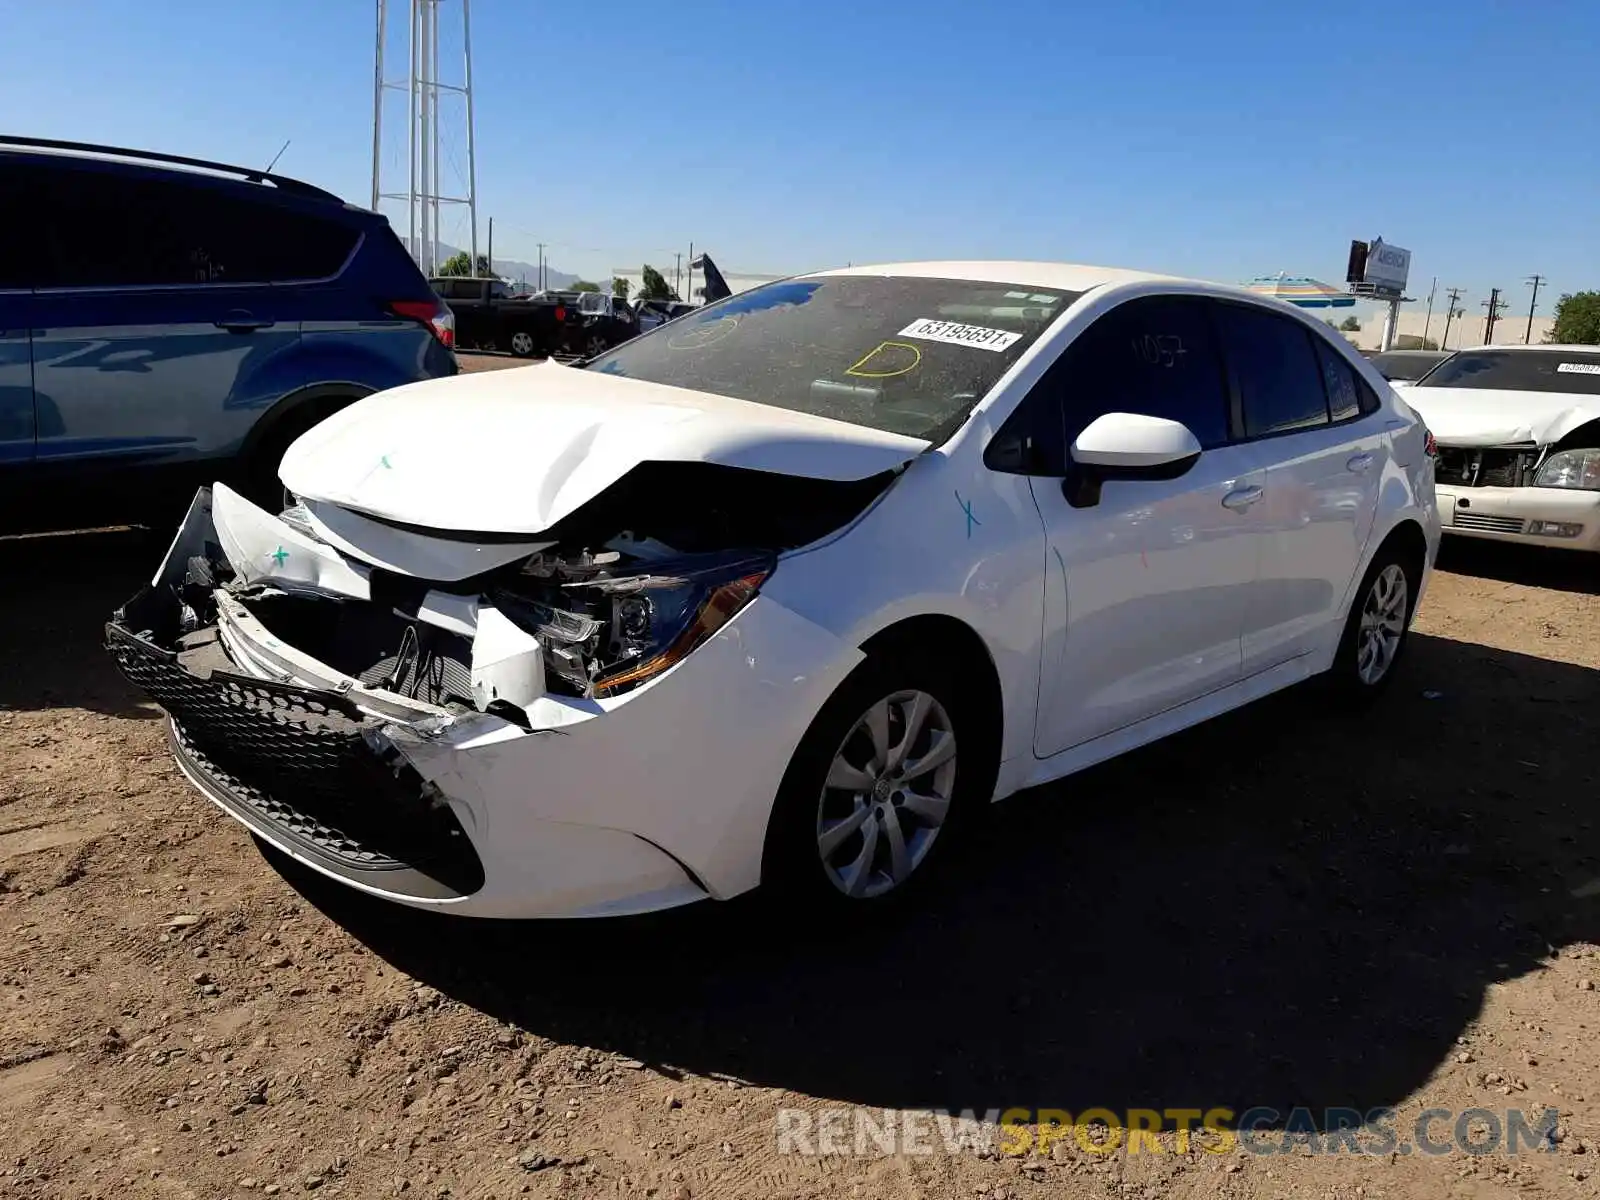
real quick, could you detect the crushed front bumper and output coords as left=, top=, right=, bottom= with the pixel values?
left=106, top=606, right=485, bottom=900
left=105, top=487, right=861, bottom=918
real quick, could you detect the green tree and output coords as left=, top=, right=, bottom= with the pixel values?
left=612, top=277, right=631, bottom=301
left=1549, top=292, right=1600, bottom=344
left=1339, top=315, right=1361, bottom=331
left=571, top=279, right=601, bottom=293
left=638, top=264, right=679, bottom=301
left=437, top=251, right=491, bottom=277
left=1392, top=334, right=1440, bottom=351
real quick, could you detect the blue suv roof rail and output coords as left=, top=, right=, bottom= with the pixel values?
left=0, top=134, right=345, bottom=204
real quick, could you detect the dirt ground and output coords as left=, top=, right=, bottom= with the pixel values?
left=2, top=443, right=1599, bottom=1198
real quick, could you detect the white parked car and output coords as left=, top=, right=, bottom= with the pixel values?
left=107, top=262, right=1441, bottom=919
left=1394, top=344, right=1600, bottom=550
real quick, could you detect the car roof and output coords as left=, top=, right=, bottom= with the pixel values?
left=808, top=259, right=1187, bottom=293
left=0, top=135, right=346, bottom=206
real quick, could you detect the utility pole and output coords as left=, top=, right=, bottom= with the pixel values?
left=1441, top=287, right=1465, bottom=349
left=1482, top=288, right=1510, bottom=345
left=686, top=241, right=694, bottom=303
left=536, top=242, right=546, bottom=292
left=1422, top=277, right=1437, bottom=349
left=1524, top=274, right=1545, bottom=344
left=486, top=216, right=493, bottom=278
left=673, top=252, right=683, bottom=299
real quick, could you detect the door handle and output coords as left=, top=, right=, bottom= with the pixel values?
left=1221, top=485, right=1263, bottom=511
left=1346, top=452, right=1375, bottom=473
left=215, top=311, right=275, bottom=333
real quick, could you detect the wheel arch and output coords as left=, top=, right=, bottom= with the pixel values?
left=237, top=381, right=377, bottom=468
left=856, top=612, right=1006, bottom=783
left=1378, top=516, right=1430, bottom=581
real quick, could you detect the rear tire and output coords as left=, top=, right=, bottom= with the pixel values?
left=1327, top=539, right=1421, bottom=704
left=509, top=330, right=537, bottom=358
left=761, top=650, right=993, bottom=915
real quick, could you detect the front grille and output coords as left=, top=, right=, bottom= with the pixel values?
left=1453, top=512, right=1525, bottom=534
left=105, top=610, right=484, bottom=898
left=1435, top=447, right=1537, bottom=488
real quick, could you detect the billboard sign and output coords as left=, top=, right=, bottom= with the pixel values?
left=1362, top=238, right=1411, bottom=293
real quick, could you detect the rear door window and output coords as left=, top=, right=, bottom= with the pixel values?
left=1214, top=303, right=1331, bottom=437
left=37, top=165, right=359, bottom=288
left=0, top=162, right=29, bottom=288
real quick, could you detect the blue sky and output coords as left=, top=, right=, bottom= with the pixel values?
left=3, top=0, right=1597, bottom=321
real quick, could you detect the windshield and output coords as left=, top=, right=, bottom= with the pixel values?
left=584, top=275, right=1079, bottom=441
left=1371, top=351, right=1446, bottom=382
left=1418, top=348, right=1600, bottom=394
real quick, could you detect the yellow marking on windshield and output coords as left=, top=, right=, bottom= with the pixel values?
left=667, top=314, right=741, bottom=350
left=845, top=341, right=922, bottom=379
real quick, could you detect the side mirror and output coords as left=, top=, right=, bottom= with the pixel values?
left=1064, top=413, right=1202, bottom=508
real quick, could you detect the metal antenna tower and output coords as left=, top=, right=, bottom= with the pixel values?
left=372, top=0, right=479, bottom=278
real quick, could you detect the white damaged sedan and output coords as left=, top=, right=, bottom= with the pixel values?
left=107, top=262, right=1440, bottom=918
left=1394, top=345, right=1600, bottom=550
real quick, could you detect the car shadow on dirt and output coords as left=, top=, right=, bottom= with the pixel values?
left=281, top=630, right=1600, bottom=1122
left=1439, top=537, right=1600, bottom=596
left=0, top=526, right=165, bottom=719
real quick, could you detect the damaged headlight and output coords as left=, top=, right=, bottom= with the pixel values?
left=1535, top=448, right=1600, bottom=490
left=492, top=549, right=775, bottom=698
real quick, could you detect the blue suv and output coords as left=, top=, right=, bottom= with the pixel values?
left=0, top=136, right=457, bottom=528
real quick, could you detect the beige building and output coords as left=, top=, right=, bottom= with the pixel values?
left=1338, top=307, right=1556, bottom=352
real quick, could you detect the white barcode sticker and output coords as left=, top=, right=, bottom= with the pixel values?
left=899, top=318, right=1022, bottom=352
left=1557, top=362, right=1600, bottom=375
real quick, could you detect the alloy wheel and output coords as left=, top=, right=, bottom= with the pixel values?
left=1356, top=563, right=1409, bottom=685
left=510, top=331, right=535, bottom=356
left=815, top=689, right=957, bottom=899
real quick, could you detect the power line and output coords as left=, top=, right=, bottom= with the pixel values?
left=1524, top=274, right=1545, bottom=344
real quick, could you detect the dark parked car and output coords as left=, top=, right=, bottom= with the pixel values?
left=1368, top=349, right=1451, bottom=382
left=0, top=135, right=457, bottom=528
left=431, top=276, right=577, bottom=357
left=633, top=298, right=699, bottom=332
left=570, top=291, right=640, bottom=355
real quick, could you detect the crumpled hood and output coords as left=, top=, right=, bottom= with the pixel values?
left=1401, top=386, right=1600, bottom=448
left=279, top=360, right=929, bottom=534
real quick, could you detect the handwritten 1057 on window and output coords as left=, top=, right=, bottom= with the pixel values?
left=1131, top=334, right=1186, bottom=368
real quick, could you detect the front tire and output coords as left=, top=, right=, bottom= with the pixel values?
left=761, top=651, right=991, bottom=911
left=1328, top=541, right=1420, bottom=702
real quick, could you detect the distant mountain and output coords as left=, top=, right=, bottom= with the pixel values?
left=403, top=239, right=578, bottom=290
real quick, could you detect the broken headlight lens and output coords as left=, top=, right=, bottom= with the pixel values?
left=578, top=550, right=775, bottom=697
left=492, top=550, right=775, bottom=699
left=1535, top=448, right=1600, bottom=490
